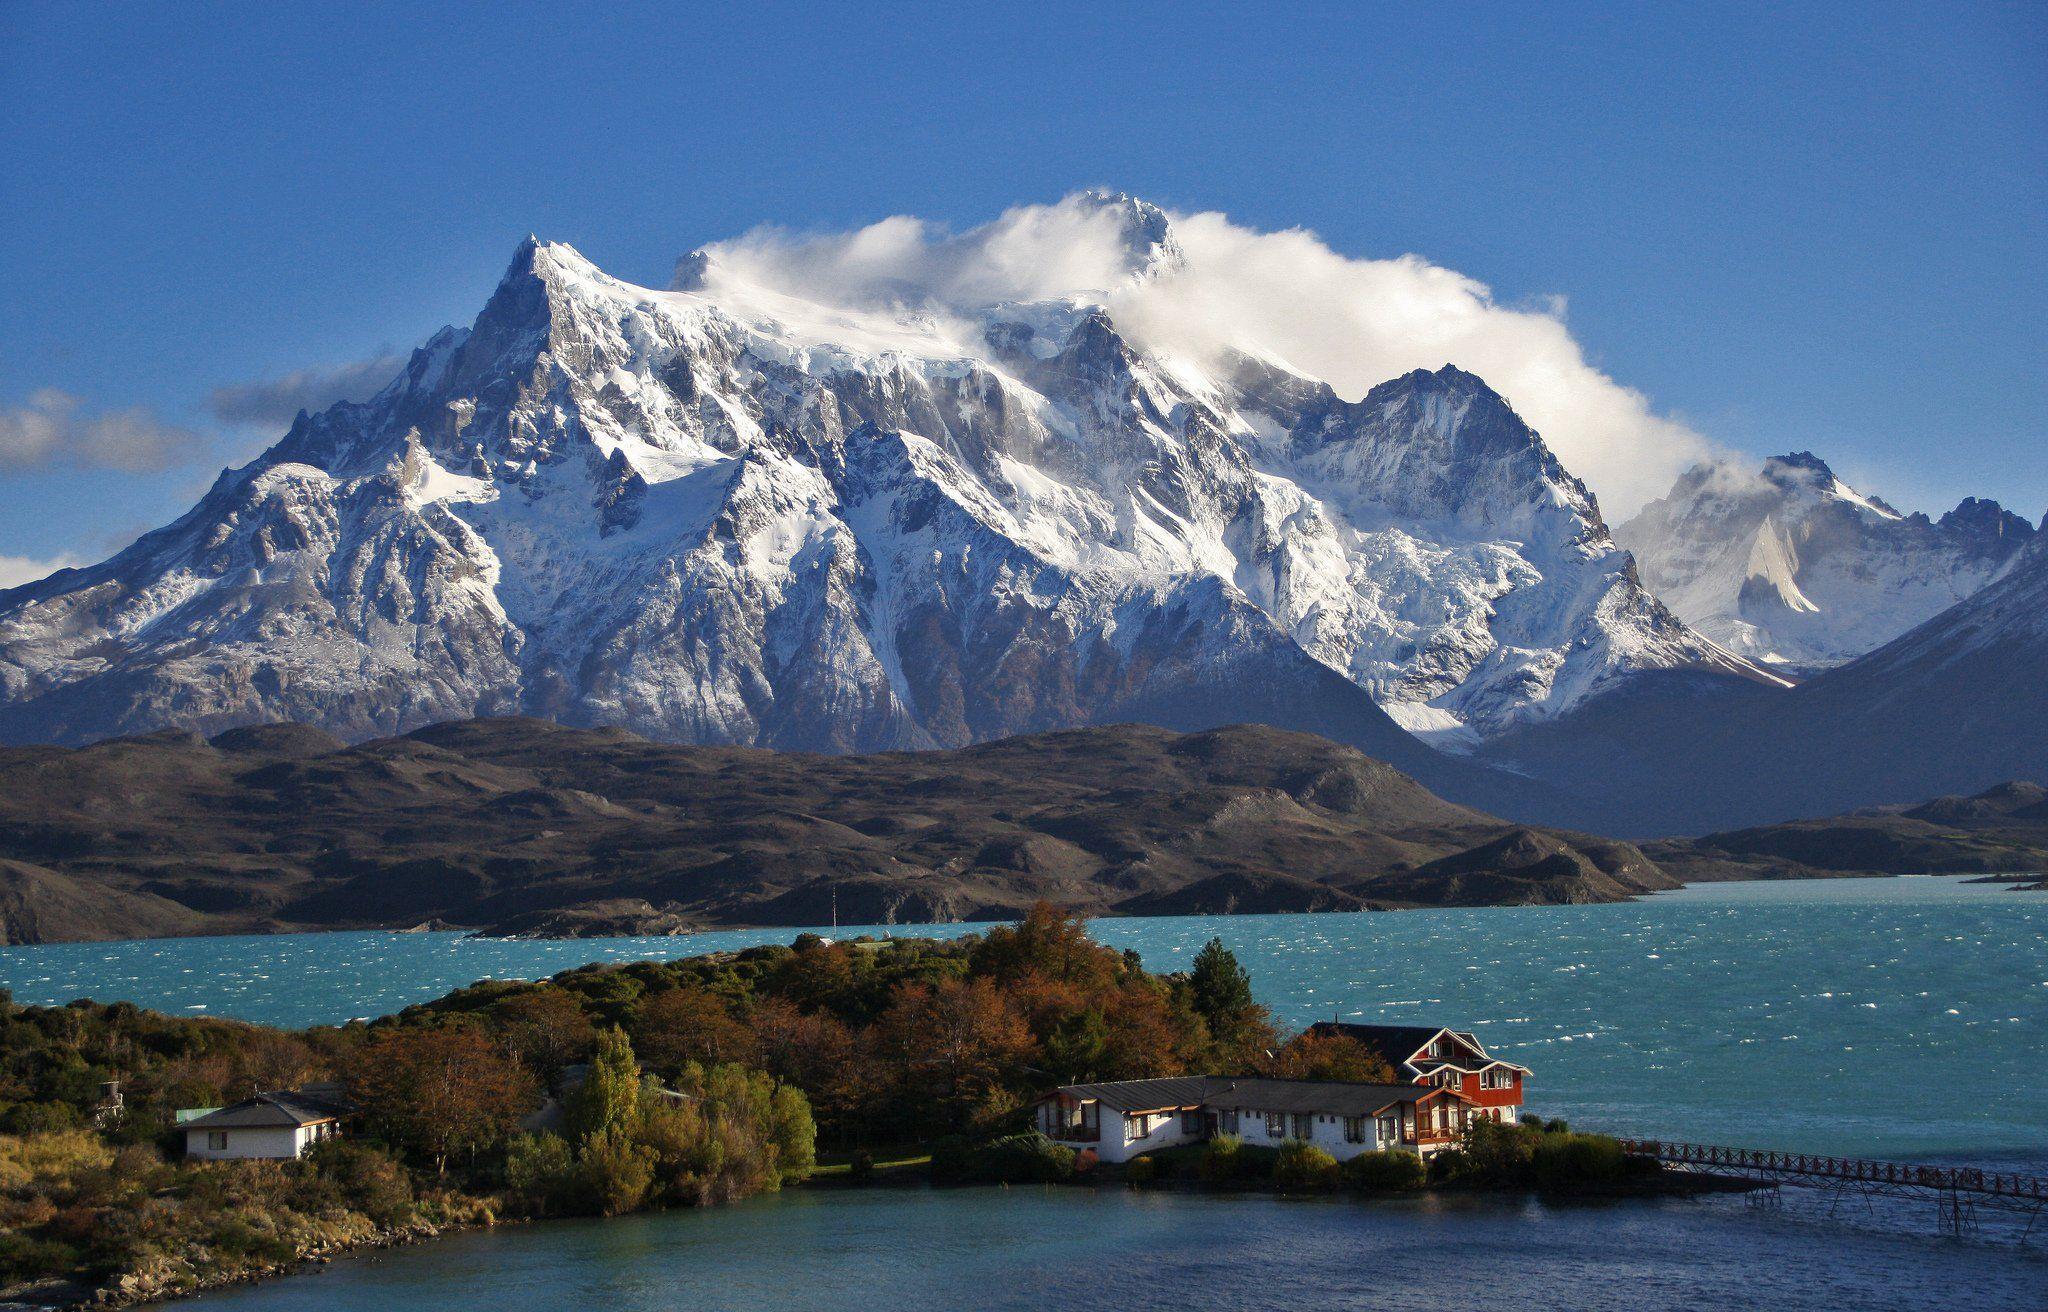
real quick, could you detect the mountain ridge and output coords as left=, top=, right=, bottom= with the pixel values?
left=0, top=207, right=1767, bottom=781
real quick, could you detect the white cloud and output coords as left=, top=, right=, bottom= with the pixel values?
left=0, top=552, right=81, bottom=590
left=698, top=193, right=1718, bottom=518
left=0, top=389, right=207, bottom=473
left=209, top=352, right=407, bottom=429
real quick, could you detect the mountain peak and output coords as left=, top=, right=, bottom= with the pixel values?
left=1764, top=450, right=1836, bottom=483
left=1070, top=189, right=1185, bottom=279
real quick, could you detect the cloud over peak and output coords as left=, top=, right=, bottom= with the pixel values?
left=697, top=192, right=1715, bottom=518
left=208, top=352, right=408, bottom=429
left=0, top=389, right=206, bottom=473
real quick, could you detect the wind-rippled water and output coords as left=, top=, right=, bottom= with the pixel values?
left=4, top=877, right=2042, bottom=1166
left=6, top=876, right=2044, bottom=1308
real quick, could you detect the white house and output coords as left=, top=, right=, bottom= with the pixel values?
left=1305, top=1022, right=1530, bottom=1125
left=180, top=1088, right=351, bottom=1161
left=1034, top=1075, right=1476, bottom=1164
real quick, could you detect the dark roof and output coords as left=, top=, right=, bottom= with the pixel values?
left=1305, top=1022, right=1445, bottom=1071
left=1044, top=1075, right=1454, bottom=1118
left=1053, top=1077, right=1217, bottom=1114
left=1199, top=1078, right=1457, bottom=1116
left=181, top=1088, right=352, bottom=1132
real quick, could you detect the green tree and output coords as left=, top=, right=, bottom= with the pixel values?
left=568, top=1028, right=640, bottom=1142
left=1188, top=938, right=1253, bottom=1023
left=767, top=1083, right=817, bottom=1181
left=1043, top=1009, right=1110, bottom=1082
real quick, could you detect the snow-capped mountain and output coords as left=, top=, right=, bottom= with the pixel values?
left=0, top=194, right=1760, bottom=756
left=1617, top=451, right=2037, bottom=671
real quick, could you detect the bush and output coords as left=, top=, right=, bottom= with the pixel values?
left=1272, top=1140, right=1339, bottom=1190
left=1427, top=1148, right=1471, bottom=1184
left=1198, top=1134, right=1277, bottom=1184
left=504, top=1133, right=577, bottom=1214
left=576, top=1129, right=656, bottom=1216
left=1529, top=1132, right=1625, bottom=1191
left=930, top=1132, right=1075, bottom=1184
left=1123, top=1156, right=1157, bottom=1184
left=1342, top=1149, right=1426, bottom=1192
left=306, top=1139, right=416, bottom=1227
left=847, top=1150, right=874, bottom=1184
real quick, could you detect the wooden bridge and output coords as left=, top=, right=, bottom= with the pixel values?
left=1618, top=1139, right=2048, bottom=1239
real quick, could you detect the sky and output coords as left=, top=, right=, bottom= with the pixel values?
left=2, top=1, right=2043, bottom=583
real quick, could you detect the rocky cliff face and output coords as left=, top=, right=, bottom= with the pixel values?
left=1617, top=451, right=2036, bottom=672
left=0, top=196, right=1758, bottom=755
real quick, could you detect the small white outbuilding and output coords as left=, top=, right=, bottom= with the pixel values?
left=179, top=1089, right=350, bottom=1161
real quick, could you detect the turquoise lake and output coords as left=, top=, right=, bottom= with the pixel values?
left=5, top=876, right=2045, bottom=1309
left=4, top=877, right=2042, bottom=1167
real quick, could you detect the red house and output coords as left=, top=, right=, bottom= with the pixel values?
left=1307, top=1023, right=1529, bottom=1124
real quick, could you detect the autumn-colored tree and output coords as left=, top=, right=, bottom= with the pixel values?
left=568, top=1027, right=641, bottom=1142
left=1261, top=1032, right=1395, bottom=1084
left=493, top=988, right=596, bottom=1088
left=348, top=1025, right=537, bottom=1172
left=968, top=902, right=1119, bottom=991
left=875, top=976, right=1032, bottom=1131
left=750, top=998, right=876, bottom=1138
left=631, top=986, right=753, bottom=1075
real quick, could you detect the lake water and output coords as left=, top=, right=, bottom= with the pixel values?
left=189, top=1185, right=2047, bottom=1312
left=5, top=876, right=2045, bottom=1308
left=5, top=877, right=2042, bottom=1166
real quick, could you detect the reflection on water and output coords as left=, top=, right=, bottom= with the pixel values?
left=190, top=1184, right=2047, bottom=1312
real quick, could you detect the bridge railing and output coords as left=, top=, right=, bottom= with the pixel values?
left=1615, top=1139, right=2048, bottom=1202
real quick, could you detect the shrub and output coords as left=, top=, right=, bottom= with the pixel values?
left=1272, top=1140, right=1339, bottom=1190
left=1529, top=1132, right=1625, bottom=1191
left=1124, top=1156, right=1157, bottom=1184
left=1198, top=1134, right=1278, bottom=1184
left=307, top=1139, right=416, bottom=1227
left=503, top=1133, right=577, bottom=1214
left=576, top=1130, right=656, bottom=1216
left=1426, top=1148, right=1472, bottom=1184
left=931, top=1132, right=1074, bottom=1184
left=1460, top=1117, right=1535, bottom=1184
left=1343, top=1149, right=1426, bottom=1192
left=847, top=1149, right=874, bottom=1184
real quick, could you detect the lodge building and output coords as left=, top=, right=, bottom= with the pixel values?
left=1034, top=1024, right=1529, bottom=1165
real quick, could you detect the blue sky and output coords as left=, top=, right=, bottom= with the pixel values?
left=2, top=1, right=2043, bottom=577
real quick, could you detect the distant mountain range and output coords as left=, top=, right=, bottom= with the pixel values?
left=1617, top=451, right=2036, bottom=673
left=0, top=194, right=2039, bottom=842
left=0, top=720, right=1678, bottom=944
left=0, top=196, right=1761, bottom=779
left=3, top=717, right=2038, bottom=946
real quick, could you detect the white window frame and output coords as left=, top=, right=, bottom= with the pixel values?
left=207, top=1131, right=229, bottom=1151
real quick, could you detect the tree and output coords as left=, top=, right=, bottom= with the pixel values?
left=348, top=1026, right=536, bottom=1173
left=1189, top=939, right=1254, bottom=1024
left=568, top=1027, right=640, bottom=1143
left=1261, top=1032, right=1394, bottom=1084
left=1043, top=1009, right=1110, bottom=1083
left=631, top=986, right=752, bottom=1076
left=493, top=988, right=595, bottom=1088
left=875, top=976, right=1032, bottom=1131
left=969, top=903, right=1118, bottom=990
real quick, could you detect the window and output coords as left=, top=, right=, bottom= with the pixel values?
left=1437, top=1069, right=1460, bottom=1088
left=1342, top=1116, right=1366, bottom=1144
left=1180, top=1110, right=1202, bottom=1135
left=1127, top=1113, right=1156, bottom=1140
left=1481, top=1068, right=1515, bottom=1091
left=1290, top=1113, right=1313, bottom=1140
left=207, top=1131, right=229, bottom=1151
left=1265, top=1111, right=1286, bottom=1138
left=1220, top=1110, right=1240, bottom=1134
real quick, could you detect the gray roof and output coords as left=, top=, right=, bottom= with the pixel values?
left=181, top=1089, right=350, bottom=1132
left=1045, top=1075, right=1457, bottom=1117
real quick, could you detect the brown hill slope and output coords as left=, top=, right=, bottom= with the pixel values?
left=0, top=718, right=1675, bottom=943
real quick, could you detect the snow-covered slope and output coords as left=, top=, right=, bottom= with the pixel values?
left=1617, top=451, right=2036, bottom=671
left=0, top=196, right=1762, bottom=756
